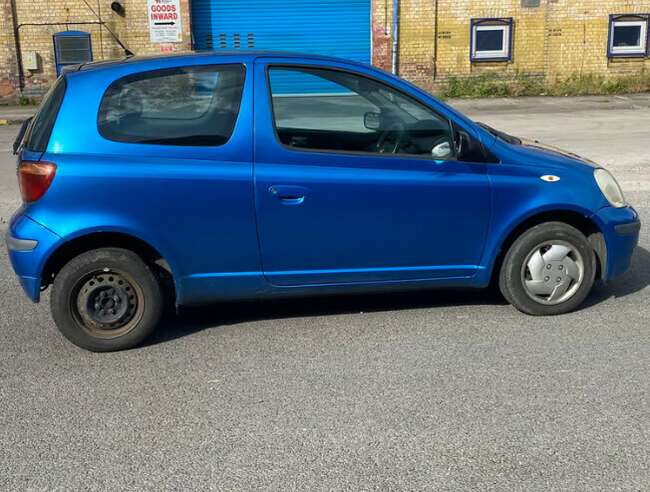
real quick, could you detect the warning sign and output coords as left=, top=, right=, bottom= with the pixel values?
left=147, top=0, right=182, bottom=43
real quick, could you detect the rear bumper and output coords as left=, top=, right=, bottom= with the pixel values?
left=6, top=213, right=61, bottom=302
left=594, top=206, right=640, bottom=281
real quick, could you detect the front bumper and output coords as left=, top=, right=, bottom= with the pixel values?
left=6, top=213, right=61, bottom=302
left=594, top=205, right=640, bottom=281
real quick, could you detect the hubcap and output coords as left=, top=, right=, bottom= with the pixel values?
left=521, top=241, right=584, bottom=305
left=72, top=270, right=144, bottom=339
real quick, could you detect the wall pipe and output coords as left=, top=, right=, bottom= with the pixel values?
left=9, top=0, right=24, bottom=92
left=391, top=0, right=399, bottom=74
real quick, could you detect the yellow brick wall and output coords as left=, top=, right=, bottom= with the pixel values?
left=4, top=0, right=650, bottom=99
left=543, top=1, right=650, bottom=81
left=386, top=0, right=650, bottom=91
left=398, top=0, right=436, bottom=85
left=1, top=0, right=192, bottom=99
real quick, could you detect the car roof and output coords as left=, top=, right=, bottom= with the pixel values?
left=73, top=50, right=368, bottom=74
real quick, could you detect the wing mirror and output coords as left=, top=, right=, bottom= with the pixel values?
left=363, top=111, right=381, bottom=131
left=431, top=141, right=452, bottom=159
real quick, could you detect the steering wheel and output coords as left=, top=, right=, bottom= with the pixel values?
left=376, top=121, right=406, bottom=154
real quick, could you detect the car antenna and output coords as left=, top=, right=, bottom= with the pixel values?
left=80, top=0, right=134, bottom=57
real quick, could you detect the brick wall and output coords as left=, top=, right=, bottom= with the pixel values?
left=371, top=0, right=392, bottom=72
left=0, top=0, right=18, bottom=99
left=386, top=0, right=650, bottom=92
left=4, top=0, right=650, bottom=100
left=1, top=0, right=192, bottom=100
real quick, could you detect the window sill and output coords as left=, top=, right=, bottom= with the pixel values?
left=470, top=57, right=511, bottom=63
left=608, top=52, right=647, bottom=59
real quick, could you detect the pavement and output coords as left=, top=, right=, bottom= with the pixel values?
left=1, top=96, right=649, bottom=489
left=0, top=105, right=36, bottom=126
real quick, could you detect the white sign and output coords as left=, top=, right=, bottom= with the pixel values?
left=147, top=0, right=182, bottom=43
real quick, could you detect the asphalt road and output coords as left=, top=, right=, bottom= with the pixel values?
left=1, top=96, right=649, bottom=490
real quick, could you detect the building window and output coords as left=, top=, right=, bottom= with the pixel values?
left=608, top=15, right=649, bottom=58
left=471, top=19, right=513, bottom=62
left=53, top=31, right=93, bottom=75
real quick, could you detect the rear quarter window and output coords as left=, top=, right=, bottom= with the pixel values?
left=98, top=64, right=245, bottom=146
left=24, top=76, right=67, bottom=153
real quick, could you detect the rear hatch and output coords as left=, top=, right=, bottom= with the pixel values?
left=14, top=76, right=66, bottom=204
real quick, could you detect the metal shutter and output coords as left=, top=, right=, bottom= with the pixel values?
left=191, top=0, right=371, bottom=64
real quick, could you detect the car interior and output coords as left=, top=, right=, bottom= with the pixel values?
left=98, top=66, right=246, bottom=147
left=271, top=67, right=455, bottom=158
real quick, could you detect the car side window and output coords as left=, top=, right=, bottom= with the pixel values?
left=268, top=66, right=455, bottom=159
left=98, top=64, right=245, bottom=146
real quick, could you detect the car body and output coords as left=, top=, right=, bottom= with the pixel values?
left=6, top=51, right=640, bottom=351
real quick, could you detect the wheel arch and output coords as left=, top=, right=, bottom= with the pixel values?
left=488, top=208, right=607, bottom=285
left=41, top=231, right=178, bottom=304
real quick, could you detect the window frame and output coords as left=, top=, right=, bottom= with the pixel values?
left=470, top=18, right=513, bottom=62
left=265, top=64, right=463, bottom=162
left=53, top=31, right=93, bottom=76
left=608, top=14, right=649, bottom=58
left=97, top=63, right=246, bottom=147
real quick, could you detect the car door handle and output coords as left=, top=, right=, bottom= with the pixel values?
left=268, top=185, right=310, bottom=205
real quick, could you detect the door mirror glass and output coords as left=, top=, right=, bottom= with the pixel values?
left=431, top=141, right=452, bottom=159
left=363, top=111, right=381, bottom=130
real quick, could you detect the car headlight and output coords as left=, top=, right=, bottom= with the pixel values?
left=594, top=168, right=626, bottom=208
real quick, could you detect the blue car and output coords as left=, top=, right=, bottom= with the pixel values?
left=7, top=51, right=640, bottom=351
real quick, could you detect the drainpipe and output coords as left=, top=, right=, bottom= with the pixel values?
left=432, top=0, right=438, bottom=79
left=391, top=0, right=399, bottom=75
left=9, top=0, right=25, bottom=93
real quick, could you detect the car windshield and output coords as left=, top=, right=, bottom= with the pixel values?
left=476, top=121, right=521, bottom=145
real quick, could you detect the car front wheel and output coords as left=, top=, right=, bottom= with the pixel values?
left=499, top=222, right=596, bottom=315
left=51, top=248, right=163, bottom=351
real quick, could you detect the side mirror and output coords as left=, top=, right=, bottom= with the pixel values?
left=363, top=111, right=381, bottom=131
left=431, top=141, right=452, bottom=159
left=455, top=129, right=484, bottom=162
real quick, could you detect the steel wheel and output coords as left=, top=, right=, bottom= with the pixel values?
left=520, top=240, right=585, bottom=306
left=70, top=268, right=145, bottom=340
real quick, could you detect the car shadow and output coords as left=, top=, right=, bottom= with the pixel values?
left=146, top=287, right=507, bottom=347
left=582, top=245, right=650, bottom=308
left=145, top=246, right=650, bottom=347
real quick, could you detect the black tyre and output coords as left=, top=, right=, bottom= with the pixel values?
left=51, top=248, right=163, bottom=351
left=499, top=222, right=596, bottom=315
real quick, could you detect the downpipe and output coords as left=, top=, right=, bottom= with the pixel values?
left=391, top=0, right=399, bottom=75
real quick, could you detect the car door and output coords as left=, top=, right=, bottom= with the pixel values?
left=253, top=59, right=491, bottom=286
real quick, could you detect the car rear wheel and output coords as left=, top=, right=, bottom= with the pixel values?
left=499, top=222, right=596, bottom=315
left=51, top=248, right=163, bottom=351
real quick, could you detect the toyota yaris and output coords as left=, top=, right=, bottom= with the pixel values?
left=7, top=51, right=640, bottom=351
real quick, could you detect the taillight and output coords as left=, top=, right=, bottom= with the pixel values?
left=18, top=161, right=56, bottom=203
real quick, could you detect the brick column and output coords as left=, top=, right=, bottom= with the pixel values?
left=0, top=0, right=19, bottom=100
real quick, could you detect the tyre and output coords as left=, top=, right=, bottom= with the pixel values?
left=499, top=222, right=596, bottom=315
left=51, top=248, right=163, bottom=351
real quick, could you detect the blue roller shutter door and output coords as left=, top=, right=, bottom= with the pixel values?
left=191, top=0, right=371, bottom=64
